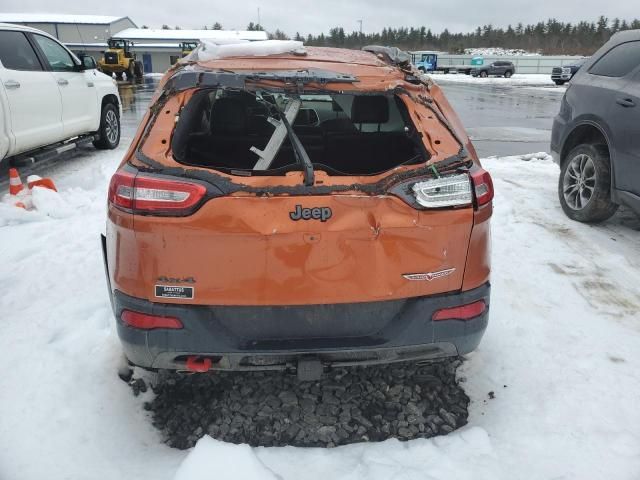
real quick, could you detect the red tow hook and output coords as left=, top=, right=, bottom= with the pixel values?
left=185, top=356, right=212, bottom=373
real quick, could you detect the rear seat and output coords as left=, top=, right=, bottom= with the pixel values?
left=186, top=94, right=415, bottom=174
left=189, top=96, right=273, bottom=169
left=324, top=95, right=413, bottom=174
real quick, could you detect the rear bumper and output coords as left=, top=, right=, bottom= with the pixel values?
left=112, top=283, right=490, bottom=371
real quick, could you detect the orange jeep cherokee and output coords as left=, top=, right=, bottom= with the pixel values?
left=102, top=44, right=493, bottom=380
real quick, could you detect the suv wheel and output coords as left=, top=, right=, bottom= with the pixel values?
left=558, top=144, right=618, bottom=223
left=93, top=103, right=121, bottom=150
left=554, top=80, right=565, bottom=86
left=504, top=70, right=513, bottom=78
left=479, top=70, right=488, bottom=78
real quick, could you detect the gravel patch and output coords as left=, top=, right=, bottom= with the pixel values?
left=133, top=358, right=469, bottom=449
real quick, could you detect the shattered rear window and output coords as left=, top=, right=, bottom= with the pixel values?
left=170, top=88, right=429, bottom=176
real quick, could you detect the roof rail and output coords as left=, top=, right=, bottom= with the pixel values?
left=362, top=45, right=411, bottom=67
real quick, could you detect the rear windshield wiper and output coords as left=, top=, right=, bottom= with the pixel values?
left=271, top=102, right=315, bottom=186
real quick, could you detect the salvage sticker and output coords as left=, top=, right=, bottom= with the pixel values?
left=155, top=285, right=194, bottom=299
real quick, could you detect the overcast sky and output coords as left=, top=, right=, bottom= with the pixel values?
left=2, top=0, right=638, bottom=35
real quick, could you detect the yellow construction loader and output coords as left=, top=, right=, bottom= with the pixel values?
left=98, top=39, right=144, bottom=81
left=180, top=41, right=199, bottom=58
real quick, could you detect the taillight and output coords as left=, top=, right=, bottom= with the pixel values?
left=469, top=168, right=494, bottom=206
left=432, top=300, right=486, bottom=321
left=121, top=310, right=183, bottom=330
left=411, top=174, right=473, bottom=208
left=108, top=168, right=207, bottom=215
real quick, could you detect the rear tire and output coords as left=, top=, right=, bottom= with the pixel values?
left=554, top=80, right=565, bottom=86
left=134, top=61, right=144, bottom=79
left=93, top=103, right=120, bottom=150
left=479, top=70, right=488, bottom=78
left=504, top=70, right=513, bottom=78
left=558, top=144, right=618, bottom=223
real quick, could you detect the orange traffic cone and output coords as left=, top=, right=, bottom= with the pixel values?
left=9, top=168, right=24, bottom=195
left=27, top=175, right=57, bottom=192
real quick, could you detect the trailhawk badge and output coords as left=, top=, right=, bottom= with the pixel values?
left=402, top=268, right=456, bottom=281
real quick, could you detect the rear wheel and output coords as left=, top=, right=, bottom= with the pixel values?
left=479, top=70, right=488, bottom=78
left=554, top=80, right=565, bottom=86
left=504, top=70, right=513, bottom=78
left=558, top=144, right=618, bottom=223
left=93, top=103, right=120, bottom=150
left=134, top=61, right=144, bottom=79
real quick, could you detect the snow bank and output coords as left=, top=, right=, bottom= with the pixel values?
left=189, top=40, right=305, bottom=62
left=174, top=427, right=501, bottom=480
left=1, top=148, right=640, bottom=480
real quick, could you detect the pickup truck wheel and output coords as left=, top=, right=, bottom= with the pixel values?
left=558, top=144, right=618, bottom=223
left=479, top=70, right=488, bottom=78
left=504, top=70, right=513, bottom=78
left=93, top=103, right=120, bottom=150
left=554, top=80, right=565, bottom=86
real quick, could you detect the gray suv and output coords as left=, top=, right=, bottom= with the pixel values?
left=471, top=61, right=515, bottom=78
left=551, top=30, right=640, bottom=222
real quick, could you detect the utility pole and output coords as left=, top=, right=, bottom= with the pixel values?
left=258, top=7, right=261, bottom=29
left=358, top=19, right=363, bottom=47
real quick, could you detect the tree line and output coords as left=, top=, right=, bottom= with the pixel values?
left=299, top=16, right=640, bottom=55
left=153, top=16, right=640, bottom=55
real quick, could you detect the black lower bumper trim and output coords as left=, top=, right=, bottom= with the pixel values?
left=112, top=283, right=490, bottom=370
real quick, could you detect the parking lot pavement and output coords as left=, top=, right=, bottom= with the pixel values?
left=439, top=82, right=563, bottom=157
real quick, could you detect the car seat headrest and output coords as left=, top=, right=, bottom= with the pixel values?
left=211, top=97, right=248, bottom=135
left=351, top=95, right=389, bottom=124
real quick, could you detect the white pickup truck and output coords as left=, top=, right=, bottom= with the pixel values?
left=0, top=23, right=122, bottom=166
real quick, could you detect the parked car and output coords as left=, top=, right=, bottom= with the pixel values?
left=551, top=30, right=640, bottom=222
left=103, top=43, right=493, bottom=380
left=550, top=58, right=588, bottom=85
left=0, top=23, right=121, bottom=166
left=471, top=61, right=515, bottom=78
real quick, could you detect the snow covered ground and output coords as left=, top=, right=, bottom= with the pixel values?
left=433, top=73, right=565, bottom=89
left=0, top=147, right=639, bottom=480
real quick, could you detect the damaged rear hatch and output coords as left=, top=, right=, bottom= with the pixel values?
left=112, top=67, right=490, bottom=305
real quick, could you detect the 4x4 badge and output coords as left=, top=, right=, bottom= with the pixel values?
left=402, top=268, right=456, bottom=281
left=290, top=205, right=332, bottom=222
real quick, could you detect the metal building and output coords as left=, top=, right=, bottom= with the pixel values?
left=110, top=28, right=269, bottom=73
left=0, top=13, right=136, bottom=43
left=0, top=13, right=268, bottom=73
